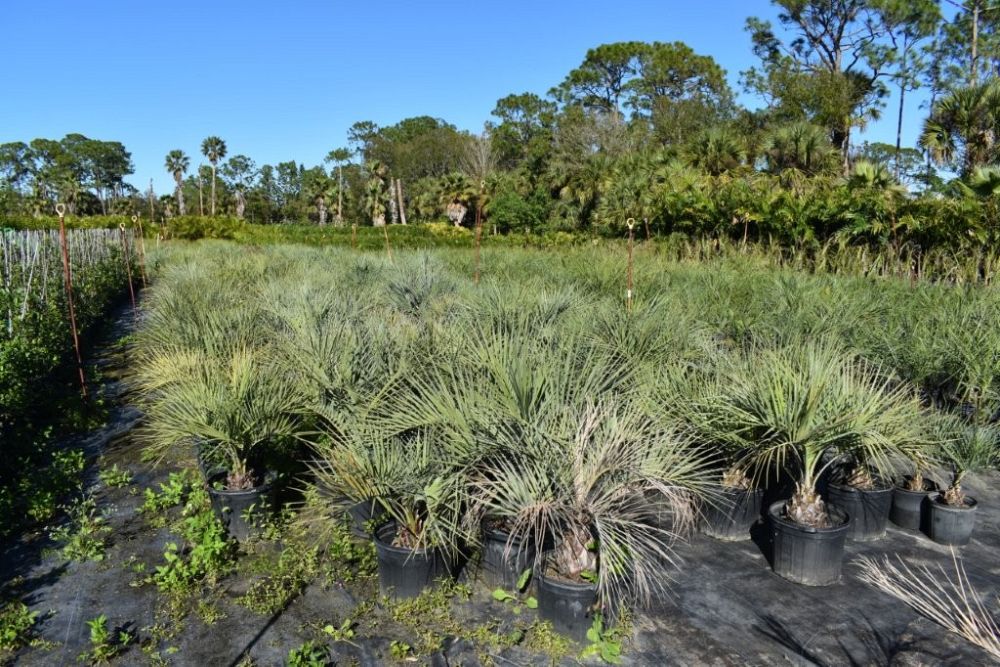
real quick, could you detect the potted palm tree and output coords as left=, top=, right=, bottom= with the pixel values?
left=889, top=462, right=938, bottom=532
left=702, top=462, right=764, bottom=541
left=704, top=343, right=926, bottom=585
left=476, top=400, right=713, bottom=642
left=309, top=426, right=464, bottom=599
left=926, top=422, right=998, bottom=546
left=141, top=346, right=304, bottom=540
left=824, top=458, right=896, bottom=542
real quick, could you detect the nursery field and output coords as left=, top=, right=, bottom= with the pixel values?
left=2, top=241, right=1000, bottom=666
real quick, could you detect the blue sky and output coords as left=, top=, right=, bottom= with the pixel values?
left=1, top=0, right=936, bottom=194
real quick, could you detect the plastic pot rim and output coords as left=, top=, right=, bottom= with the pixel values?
left=768, top=500, right=850, bottom=535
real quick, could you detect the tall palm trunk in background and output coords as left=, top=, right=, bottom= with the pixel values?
left=174, top=173, right=186, bottom=215
left=397, top=179, right=407, bottom=225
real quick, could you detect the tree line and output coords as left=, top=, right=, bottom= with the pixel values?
left=4, top=1, right=1000, bottom=250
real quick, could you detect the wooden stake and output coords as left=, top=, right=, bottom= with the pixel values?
left=474, top=180, right=484, bottom=284
left=133, top=214, right=148, bottom=288
left=626, top=218, right=635, bottom=313
left=383, top=224, right=393, bottom=264
left=56, top=204, right=87, bottom=398
left=119, top=223, right=137, bottom=319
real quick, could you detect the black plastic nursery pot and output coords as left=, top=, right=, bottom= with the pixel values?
left=536, top=569, right=599, bottom=644
left=206, top=471, right=277, bottom=542
left=373, top=523, right=448, bottom=599
left=926, top=493, right=978, bottom=546
left=703, top=486, right=764, bottom=541
left=890, top=478, right=936, bottom=532
left=347, top=498, right=387, bottom=537
left=768, top=501, right=849, bottom=586
left=480, top=526, right=532, bottom=590
left=825, top=482, right=892, bottom=541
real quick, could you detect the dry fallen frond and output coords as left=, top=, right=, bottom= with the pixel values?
left=855, top=552, right=1000, bottom=661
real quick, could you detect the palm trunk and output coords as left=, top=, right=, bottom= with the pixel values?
left=396, top=179, right=407, bottom=225
left=235, top=190, right=246, bottom=219
left=337, top=164, right=343, bottom=224
left=318, top=198, right=327, bottom=226
left=174, top=174, right=186, bottom=215
left=198, top=175, right=204, bottom=216
left=211, top=163, right=217, bottom=216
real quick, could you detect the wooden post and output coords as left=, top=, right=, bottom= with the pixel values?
left=133, top=214, right=148, bottom=288
left=351, top=223, right=357, bottom=250
left=626, top=218, right=635, bottom=313
left=474, top=180, right=484, bottom=284
left=383, top=224, right=393, bottom=264
left=119, top=223, right=137, bottom=319
left=56, top=203, right=87, bottom=398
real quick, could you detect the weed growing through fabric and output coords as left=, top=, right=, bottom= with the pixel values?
left=286, top=640, right=331, bottom=667
left=97, top=464, right=132, bottom=489
left=149, top=487, right=233, bottom=612
left=237, top=546, right=321, bottom=614
left=49, top=496, right=111, bottom=562
left=389, top=640, right=412, bottom=660
left=139, top=470, right=196, bottom=516
left=581, top=614, right=623, bottom=664
left=0, top=600, right=39, bottom=652
left=321, top=618, right=356, bottom=643
left=15, top=448, right=86, bottom=527
left=491, top=568, right=538, bottom=614
left=77, top=614, right=133, bottom=665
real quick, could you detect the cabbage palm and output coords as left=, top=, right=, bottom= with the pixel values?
left=686, top=127, right=744, bottom=176
left=164, top=150, right=190, bottom=216
left=365, top=160, right=389, bottom=226
left=765, top=122, right=838, bottom=176
left=201, top=136, right=228, bottom=215
left=919, top=81, right=1000, bottom=177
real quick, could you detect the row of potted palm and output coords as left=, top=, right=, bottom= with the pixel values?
left=685, top=343, right=996, bottom=584
left=304, top=318, right=718, bottom=640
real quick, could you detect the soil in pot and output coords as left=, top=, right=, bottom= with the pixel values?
left=926, top=493, right=978, bottom=546
left=373, top=523, right=448, bottom=599
left=347, top=498, right=387, bottom=537
left=768, top=500, right=849, bottom=586
left=703, top=486, right=764, bottom=541
left=825, top=482, right=891, bottom=541
left=206, top=471, right=277, bottom=542
left=890, top=478, right=937, bottom=532
left=479, top=522, right=532, bottom=591
left=536, top=567, right=599, bottom=644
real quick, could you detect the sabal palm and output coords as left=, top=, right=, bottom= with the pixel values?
left=920, top=82, right=1000, bottom=178
left=365, top=161, right=389, bottom=225
left=201, top=136, right=228, bottom=215
left=686, top=127, right=744, bottom=176
left=765, top=122, right=838, bottom=176
left=164, top=150, right=190, bottom=215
